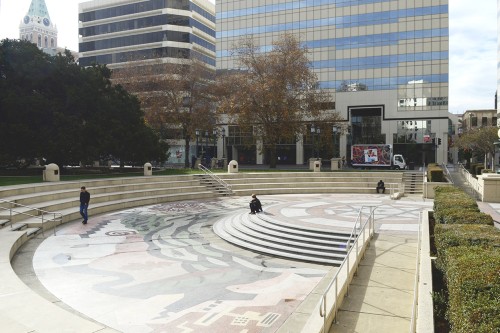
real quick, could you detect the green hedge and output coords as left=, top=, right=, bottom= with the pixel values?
left=434, top=224, right=500, bottom=270
left=433, top=187, right=478, bottom=217
left=433, top=187, right=492, bottom=225
left=432, top=187, right=500, bottom=333
left=428, top=165, right=445, bottom=182
left=444, top=246, right=500, bottom=333
left=470, top=163, right=485, bottom=175
left=437, top=209, right=493, bottom=225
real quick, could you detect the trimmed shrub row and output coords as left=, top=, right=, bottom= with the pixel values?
left=428, top=164, right=445, bottom=182
left=470, top=163, right=485, bottom=176
left=434, top=224, right=500, bottom=271
left=433, top=187, right=493, bottom=226
left=445, top=247, right=500, bottom=333
left=432, top=186, right=500, bottom=333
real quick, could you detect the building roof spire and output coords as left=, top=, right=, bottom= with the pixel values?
left=26, top=0, right=51, bottom=20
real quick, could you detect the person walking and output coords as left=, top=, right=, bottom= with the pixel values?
left=80, top=186, right=90, bottom=224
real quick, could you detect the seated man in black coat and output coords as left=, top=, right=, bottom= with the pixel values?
left=249, top=194, right=263, bottom=214
left=376, top=180, right=385, bottom=194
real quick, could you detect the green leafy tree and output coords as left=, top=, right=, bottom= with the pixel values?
left=0, top=39, right=167, bottom=168
left=454, top=127, right=498, bottom=169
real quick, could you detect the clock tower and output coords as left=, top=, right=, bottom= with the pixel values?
left=19, top=0, right=57, bottom=53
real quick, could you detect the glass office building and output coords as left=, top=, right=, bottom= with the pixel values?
left=79, top=0, right=215, bottom=69
left=78, top=0, right=215, bottom=165
left=217, top=0, right=450, bottom=165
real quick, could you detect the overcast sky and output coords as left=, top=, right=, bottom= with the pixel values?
left=0, top=0, right=497, bottom=115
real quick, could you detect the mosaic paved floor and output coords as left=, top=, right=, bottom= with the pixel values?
left=32, top=194, right=432, bottom=333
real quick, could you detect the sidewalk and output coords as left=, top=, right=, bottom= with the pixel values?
left=329, top=233, right=418, bottom=332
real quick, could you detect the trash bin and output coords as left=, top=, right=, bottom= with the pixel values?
left=228, top=160, right=239, bottom=173
left=409, top=162, right=415, bottom=170
left=144, top=162, right=152, bottom=176
left=313, top=160, right=322, bottom=172
left=43, top=163, right=60, bottom=182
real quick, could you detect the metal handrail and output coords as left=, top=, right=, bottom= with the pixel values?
left=409, top=211, right=422, bottom=333
left=457, top=163, right=482, bottom=200
left=442, top=163, right=454, bottom=184
left=198, top=164, right=233, bottom=194
left=319, top=205, right=377, bottom=331
left=0, top=199, right=63, bottom=236
left=387, top=182, right=403, bottom=199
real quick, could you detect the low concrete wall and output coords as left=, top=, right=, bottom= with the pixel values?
left=423, top=180, right=453, bottom=199
left=416, top=210, right=435, bottom=333
left=478, top=174, right=500, bottom=203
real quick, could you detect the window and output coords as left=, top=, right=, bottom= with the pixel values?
left=482, top=117, right=488, bottom=127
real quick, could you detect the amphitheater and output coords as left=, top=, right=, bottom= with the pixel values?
left=0, top=170, right=431, bottom=333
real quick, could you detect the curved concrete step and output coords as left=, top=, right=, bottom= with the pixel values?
left=237, top=215, right=348, bottom=253
left=214, top=213, right=348, bottom=265
left=238, top=216, right=349, bottom=248
left=254, top=213, right=354, bottom=241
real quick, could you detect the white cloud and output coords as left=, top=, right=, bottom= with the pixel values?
left=448, top=0, right=497, bottom=113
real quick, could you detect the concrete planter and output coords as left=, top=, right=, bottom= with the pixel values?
left=423, top=179, right=453, bottom=199
left=478, top=173, right=500, bottom=202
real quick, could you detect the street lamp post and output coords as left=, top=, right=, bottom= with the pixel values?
left=212, top=129, right=217, bottom=158
left=332, top=125, right=338, bottom=158
left=204, top=130, right=209, bottom=157
left=195, top=129, right=200, bottom=157
left=316, top=127, right=321, bottom=158
left=311, top=124, right=316, bottom=158
left=222, top=128, right=226, bottom=159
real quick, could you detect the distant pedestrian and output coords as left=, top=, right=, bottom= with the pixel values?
left=249, top=194, right=263, bottom=214
left=376, top=180, right=385, bottom=194
left=341, top=156, right=346, bottom=168
left=80, top=186, right=90, bottom=224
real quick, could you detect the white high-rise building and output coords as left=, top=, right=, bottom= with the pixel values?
left=78, top=0, right=215, bottom=70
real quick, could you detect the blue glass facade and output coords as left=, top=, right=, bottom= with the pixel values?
left=217, top=0, right=449, bottom=112
left=217, top=0, right=450, bottom=164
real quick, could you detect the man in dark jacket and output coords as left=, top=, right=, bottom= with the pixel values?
left=80, top=186, right=91, bottom=224
left=249, top=194, right=262, bottom=214
left=376, top=180, right=385, bottom=194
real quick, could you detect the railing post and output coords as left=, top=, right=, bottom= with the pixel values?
left=9, top=203, right=13, bottom=229
left=41, top=211, right=45, bottom=237
left=334, top=278, right=338, bottom=323
left=346, top=254, right=350, bottom=296
left=53, top=213, right=56, bottom=236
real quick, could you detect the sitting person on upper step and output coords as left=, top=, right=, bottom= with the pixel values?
left=249, top=194, right=263, bottom=214
left=376, top=180, right=385, bottom=194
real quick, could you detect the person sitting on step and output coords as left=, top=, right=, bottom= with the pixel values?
left=249, top=194, right=263, bottom=214
left=376, top=180, right=385, bottom=194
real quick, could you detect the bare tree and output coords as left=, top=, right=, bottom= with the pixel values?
left=113, top=58, right=215, bottom=167
left=215, top=33, right=342, bottom=168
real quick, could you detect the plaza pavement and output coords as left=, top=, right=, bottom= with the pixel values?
left=13, top=193, right=434, bottom=333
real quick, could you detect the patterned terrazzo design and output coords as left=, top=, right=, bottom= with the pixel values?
left=32, top=194, right=432, bottom=333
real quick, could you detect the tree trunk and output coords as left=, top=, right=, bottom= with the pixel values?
left=269, top=145, right=277, bottom=168
left=184, top=136, right=190, bottom=168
